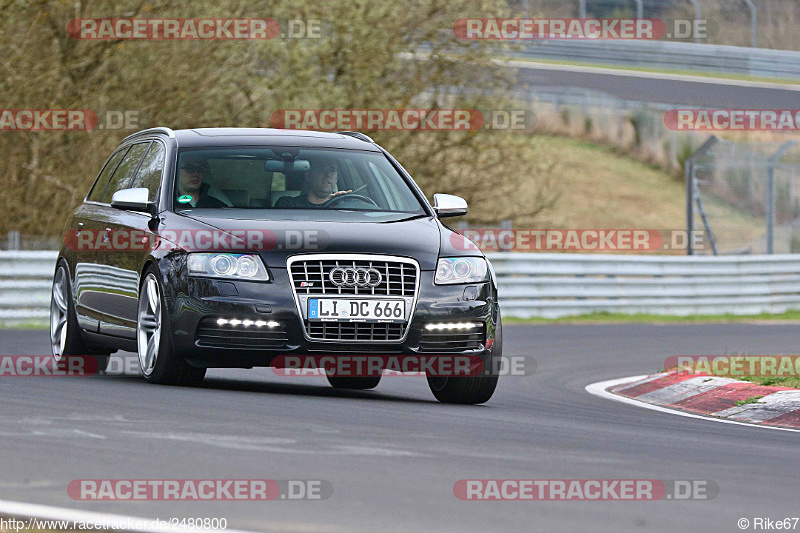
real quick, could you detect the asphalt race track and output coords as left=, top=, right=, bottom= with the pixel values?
left=0, top=324, right=797, bottom=532
left=513, top=61, right=800, bottom=108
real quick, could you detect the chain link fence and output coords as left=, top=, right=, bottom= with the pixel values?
left=515, top=86, right=800, bottom=256
left=689, top=138, right=800, bottom=254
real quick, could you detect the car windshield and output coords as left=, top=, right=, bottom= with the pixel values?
left=173, top=147, right=427, bottom=217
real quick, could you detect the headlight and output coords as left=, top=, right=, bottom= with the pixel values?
left=435, top=257, right=489, bottom=284
left=187, top=253, right=269, bottom=281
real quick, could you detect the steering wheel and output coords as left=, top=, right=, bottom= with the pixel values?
left=321, top=193, right=379, bottom=208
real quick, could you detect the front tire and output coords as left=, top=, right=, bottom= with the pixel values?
left=137, top=268, right=205, bottom=386
left=426, top=316, right=502, bottom=404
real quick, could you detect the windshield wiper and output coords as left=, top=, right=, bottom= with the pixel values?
left=379, top=213, right=430, bottom=223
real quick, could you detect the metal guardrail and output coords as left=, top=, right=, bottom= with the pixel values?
left=0, top=251, right=57, bottom=323
left=4, top=251, right=800, bottom=323
left=509, top=40, right=800, bottom=80
left=486, top=252, right=800, bottom=318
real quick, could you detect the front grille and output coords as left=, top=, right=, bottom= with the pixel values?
left=289, top=258, right=416, bottom=296
left=196, top=319, right=288, bottom=349
left=288, top=255, right=420, bottom=342
left=419, top=328, right=485, bottom=353
left=306, top=321, right=406, bottom=342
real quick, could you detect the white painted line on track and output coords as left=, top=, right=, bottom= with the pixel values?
left=585, top=375, right=800, bottom=434
left=0, top=498, right=254, bottom=532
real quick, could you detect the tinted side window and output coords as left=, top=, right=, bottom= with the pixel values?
left=129, top=142, right=165, bottom=202
left=99, top=142, right=150, bottom=204
left=86, top=148, right=128, bottom=202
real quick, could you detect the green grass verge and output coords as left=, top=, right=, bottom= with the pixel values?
left=738, top=375, right=800, bottom=389
left=505, top=309, right=800, bottom=324
left=735, top=395, right=764, bottom=406
left=0, top=321, right=48, bottom=330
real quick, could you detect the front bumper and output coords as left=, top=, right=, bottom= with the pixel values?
left=165, top=268, right=499, bottom=368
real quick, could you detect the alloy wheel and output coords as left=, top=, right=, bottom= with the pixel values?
left=137, top=273, right=162, bottom=376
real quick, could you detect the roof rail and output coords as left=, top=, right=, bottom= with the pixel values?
left=122, top=127, right=176, bottom=143
left=336, top=131, right=375, bottom=143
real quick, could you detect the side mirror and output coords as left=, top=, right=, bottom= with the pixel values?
left=433, top=193, right=468, bottom=218
left=111, top=188, right=157, bottom=215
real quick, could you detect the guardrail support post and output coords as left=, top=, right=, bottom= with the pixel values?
left=7, top=231, right=20, bottom=251
left=633, top=0, right=643, bottom=19
left=766, top=141, right=797, bottom=254
left=687, top=0, right=702, bottom=43
left=685, top=136, right=718, bottom=255
left=741, top=0, right=757, bottom=47
left=578, top=0, right=586, bottom=19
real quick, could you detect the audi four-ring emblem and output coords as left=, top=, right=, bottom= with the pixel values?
left=329, top=267, right=383, bottom=287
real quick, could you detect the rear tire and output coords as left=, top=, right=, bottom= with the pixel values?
left=137, top=267, right=205, bottom=386
left=50, top=262, right=110, bottom=373
left=427, top=315, right=502, bottom=404
left=327, top=375, right=382, bottom=390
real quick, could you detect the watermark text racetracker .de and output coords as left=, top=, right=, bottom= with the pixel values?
left=454, top=479, right=719, bottom=501
left=450, top=229, right=705, bottom=253
left=69, top=479, right=332, bottom=501
left=0, top=109, right=142, bottom=131
left=63, top=228, right=327, bottom=252
left=453, top=18, right=709, bottom=41
left=667, top=355, right=800, bottom=378
left=271, top=354, right=535, bottom=378
left=67, top=18, right=324, bottom=40
left=665, top=109, right=800, bottom=131
left=270, top=109, right=535, bottom=131
left=0, top=356, right=92, bottom=376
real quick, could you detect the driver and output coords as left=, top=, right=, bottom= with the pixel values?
left=176, top=155, right=226, bottom=208
left=275, top=164, right=352, bottom=208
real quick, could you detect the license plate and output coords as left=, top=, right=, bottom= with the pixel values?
left=307, top=298, right=406, bottom=322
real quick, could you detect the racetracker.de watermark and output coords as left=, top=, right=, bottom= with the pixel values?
left=454, top=479, right=718, bottom=500
left=270, top=109, right=535, bottom=131
left=0, top=109, right=142, bottom=131
left=63, top=229, right=326, bottom=252
left=69, top=479, right=332, bottom=500
left=271, top=354, right=535, bottom=377
left=665, top=109, right=800, bottom=131
left=67, top=18, right=323, bottom=40
left=450, top=229, right=706, bottom=252
left=0, top=356, right=97, bottom=376
left=666, top=355, right=800, bottom=378
left=453, top=18, right=708, bottom=40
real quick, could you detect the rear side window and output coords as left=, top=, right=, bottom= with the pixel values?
left=86, top=148, right=128, bottom=202
left=129, top=142, right=165, bottom=202
left=99, top=142, right=150, bottom=204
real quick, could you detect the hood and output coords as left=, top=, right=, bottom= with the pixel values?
left=167, top=212, right=443, bottom=270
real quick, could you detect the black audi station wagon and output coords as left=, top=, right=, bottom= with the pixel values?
left=51, top=128, right=502, bottom=403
